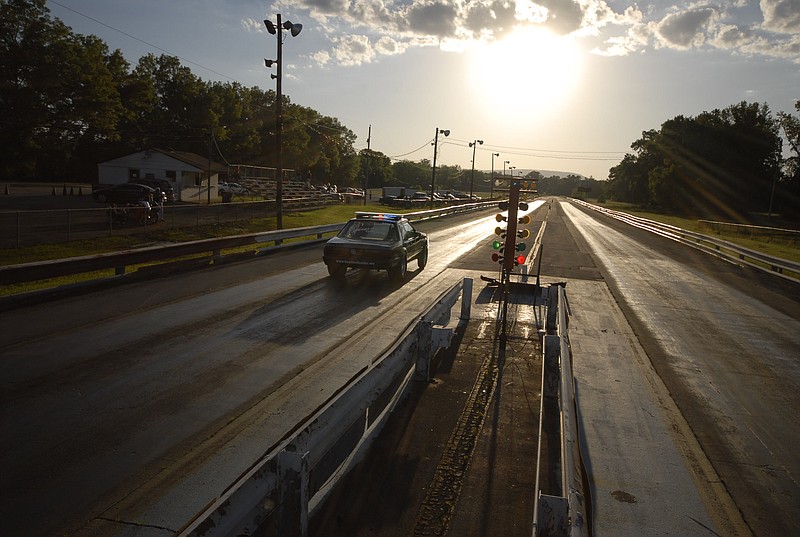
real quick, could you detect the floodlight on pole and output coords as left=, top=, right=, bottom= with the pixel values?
left=491, top=152, right=500, bottom=199
left=264, top=14, right=302, bottom=229
left=469, top=139, right=483, bottom=200
left=430, top=128, right=449, bottom=204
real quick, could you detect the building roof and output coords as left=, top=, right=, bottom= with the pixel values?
left=98, top=148, right=228, bottom=174
left=150, top=148, right=228, bottom=173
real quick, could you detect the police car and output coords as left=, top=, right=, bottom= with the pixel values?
left=323, top=212, right=428, bottom=281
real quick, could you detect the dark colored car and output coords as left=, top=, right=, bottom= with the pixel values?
left=323, top=212, right=428, bottom=281
left=130, top=178, right=175, bottom=202
left=92, top=183, right=156, bottom=204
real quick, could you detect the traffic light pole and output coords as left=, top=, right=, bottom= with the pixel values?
left=500, top=180, right=522, bottom=333
left=502, top=181, right=522, bottom=277
left=486, top=176, right=538, bottom=334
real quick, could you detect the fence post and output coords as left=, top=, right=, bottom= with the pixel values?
left=277, top=449, right=310, bottom=537
left=460, top=277, right=473, bottom=320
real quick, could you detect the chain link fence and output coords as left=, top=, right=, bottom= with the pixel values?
left=0, top=200, right=279, bottom=248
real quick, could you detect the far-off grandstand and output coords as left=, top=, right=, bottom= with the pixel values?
left=227, top=164, right=343, bottom=205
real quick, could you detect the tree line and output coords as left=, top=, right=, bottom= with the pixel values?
left=3, top=0, right=798, bottom=219
left=2, top=0, right=361, bottom=184
left=606, top=101, right=800, bottom=220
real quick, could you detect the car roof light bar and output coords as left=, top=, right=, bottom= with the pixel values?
left=355, top=212, right=401, bottom=221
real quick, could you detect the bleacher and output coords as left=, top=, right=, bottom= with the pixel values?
left=236, top=178, right=341, bottom=209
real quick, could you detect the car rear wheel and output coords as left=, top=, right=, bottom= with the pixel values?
left=327, top=263, right=346, bottom=279
left=389, top=255, right=407, bottom=282
left=417, top=247, right=428, bottom=269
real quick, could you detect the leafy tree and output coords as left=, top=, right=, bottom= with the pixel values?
left=130, top=53, right=215, bottom=154
left=777, top=101, right=800, bottom=217
left=607, top=102, right=783, bottom=220
left=358, top=149, right=392, bottom=189
left=1, top=0, right=125, bottom=179
left=391, top=160, right=430, bottom=188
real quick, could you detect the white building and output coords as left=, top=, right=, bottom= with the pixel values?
left=97, top=149, right=227, bottom=203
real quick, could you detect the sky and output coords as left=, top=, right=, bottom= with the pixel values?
left=45, top=0, right=799, bottom=180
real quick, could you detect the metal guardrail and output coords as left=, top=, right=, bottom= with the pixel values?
left=0, top=202, right=496, bottom=287
left=176, top=278, right=473, bottom=537
left=534, top=284, right=588, bottom=537
left=0, top=224, right=342, bottom=286
left=698, top=219, right=800, bottom=239
left=572, top=199, right=800, bottom=282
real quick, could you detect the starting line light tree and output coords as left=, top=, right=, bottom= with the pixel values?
left=492, top=177, right=534, bottom=280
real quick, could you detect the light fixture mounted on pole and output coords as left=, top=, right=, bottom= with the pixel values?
left=264, top=14, right=302, bottom=229
left=491, top=152, right=500, bottom=199
left=430, top=127, right=449, bottom=204
left=469, top=140, right=483, bottom=200
left=504, top=160, right=510, bottom=176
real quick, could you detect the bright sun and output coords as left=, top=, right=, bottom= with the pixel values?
left=468, top=27, right=583, bottom=120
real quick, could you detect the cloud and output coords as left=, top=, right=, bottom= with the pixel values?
left=267, top=0, right=800, bottom=65
left=330, top=34, right=375, bottom=66
left=652, top=7, right=719, bottom=49
left=760, top=0, right=800, bottom=34
left=241, top=17, right=266, bottom=33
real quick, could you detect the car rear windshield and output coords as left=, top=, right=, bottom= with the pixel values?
left=340, top=220, right=398, bottom=241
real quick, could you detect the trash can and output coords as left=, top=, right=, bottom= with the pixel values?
left=221, top=190, right=232, bottom=203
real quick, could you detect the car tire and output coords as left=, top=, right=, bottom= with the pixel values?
left=327, top=263, right=346, bottom=279
left=417, top=246, right=428, bottom=269
left=389, top=255, right=407, bottom=282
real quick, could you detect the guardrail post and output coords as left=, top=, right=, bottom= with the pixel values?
left=546, top=285, right=559, bottom=333
left=543, top=335, right=560, bottom=400
left=537, top=494, right=569, bottom=537
left=277, top=448, right=310, bottom=537
left=415, top=322, right=432, bottom=381
left=460, top=277, right=473, bottom=320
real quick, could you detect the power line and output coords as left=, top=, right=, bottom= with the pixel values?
left=389, top=137, right=627, bottom=163
left=47, top=0, right=237, bottom=82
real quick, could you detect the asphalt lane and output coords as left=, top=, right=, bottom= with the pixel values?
left=0, top=209, right=502, bottom=536
left=3, top=200, right=797, bottom=536
left=561, top=200, right=800, bottom=536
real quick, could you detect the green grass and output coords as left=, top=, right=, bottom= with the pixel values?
left=1, top=203, right=409, bottom=267
left=594, top=200, right=800, bottom=263
left=1, top=203, right=414, bottom=296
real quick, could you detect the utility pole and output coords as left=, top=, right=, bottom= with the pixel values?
left=364, top=124, right=371, bottom=206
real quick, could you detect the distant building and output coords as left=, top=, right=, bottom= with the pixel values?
left=97, top=149, right=227, bottom=203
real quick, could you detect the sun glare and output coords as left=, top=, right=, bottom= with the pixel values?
left=468, top=27, right=583, bottom=119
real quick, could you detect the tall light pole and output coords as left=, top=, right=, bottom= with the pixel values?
left=769, top=138, right=782, bottom=218
left=509, top=166, right=516, bottom=177
left=504, top=160, right=510, bottom=176
left=469, top=139, right=483, bottom=199
left=491, top=152, right=500, bottom=199
left=264, top=14, right=302, bottom=229
left=430, top=127, right=449, bottom=204
left=363, top=124, right=371, bottom=206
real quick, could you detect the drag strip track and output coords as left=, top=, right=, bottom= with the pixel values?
left=0, top=211, right=502, bottom=536
left=561, top=200, right=800, bottom=536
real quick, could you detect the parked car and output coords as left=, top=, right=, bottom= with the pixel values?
left=110, top=201, right=158, bottom=227
left=92, top=183, right=156, bottom=204
left=130, top=178, right=175, bottom=202
left=218, top=182, right=246, bottom=195
left=323, top=212, right=428, bottom=282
